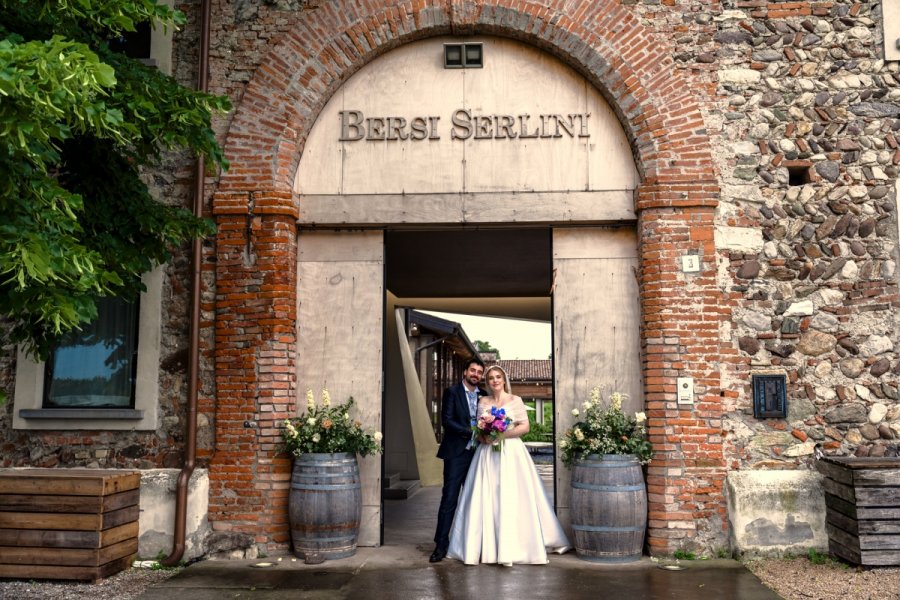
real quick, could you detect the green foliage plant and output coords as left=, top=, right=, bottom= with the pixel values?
left=474, top=339, right=500, bottom=358
left=148, top=549, right=183, bottom=570
left=521, top=419, right=552, bottom=443
left=521, top=402, right=552, bottom=443
left=281, top=390, right=384, bottom=457
left=150, top=559, right=183, bottom=571
left=559, top=388, right=653, bottom=467
left=0, top=0, right=230, bottom=362
left=673, top=549, right=697, bottom=560
left=807, top=548, right=828, bottom=564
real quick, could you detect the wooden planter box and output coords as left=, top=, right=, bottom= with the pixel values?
left=0, top=469, right=140, bottom=582
left=816, top=457, right=900, bottom=566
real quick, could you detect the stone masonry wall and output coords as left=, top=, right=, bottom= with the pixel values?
left=706, top=0, right=899, bottom=477
left=0, top=0, right=897, bottom=558
left=198, top=0, right=899, bottom=556
left=206, top=0, right=725, bottom=556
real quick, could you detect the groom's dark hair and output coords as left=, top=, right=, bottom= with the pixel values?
left=464, top=357, right=485, bottom=371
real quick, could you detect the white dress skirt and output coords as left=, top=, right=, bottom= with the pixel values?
left=447, top=398, right=571, bottom=565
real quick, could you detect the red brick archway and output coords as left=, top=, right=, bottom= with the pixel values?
left=208, top=0, right=726, bottom=555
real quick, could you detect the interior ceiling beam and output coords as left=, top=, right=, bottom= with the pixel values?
left=385, top=229, right=552, bottom=297
left=394, top=297, right=551, bottom=322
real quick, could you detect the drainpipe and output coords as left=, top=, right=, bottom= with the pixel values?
left=161, top=0, right=210, bottom=567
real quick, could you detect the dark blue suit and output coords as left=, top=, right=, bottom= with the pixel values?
left=433, top=382, right=481, bottom=552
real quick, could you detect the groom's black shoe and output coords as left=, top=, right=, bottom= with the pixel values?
left=429, top=547, right=447, bottom=563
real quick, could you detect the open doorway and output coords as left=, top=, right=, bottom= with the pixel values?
left=382, top=228, right=555, bottom=547
left=289, top=31, right=644, bottom=551
left=295, top=224, right=642, bottom=550
left=422, top=309, right=556, bottom=497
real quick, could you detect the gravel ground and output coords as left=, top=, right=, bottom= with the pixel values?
left=1, top=558, right=899, bottom=599
left=0, top=566, right=180, bottom=600
left=746, top=557, right=900, bottom=600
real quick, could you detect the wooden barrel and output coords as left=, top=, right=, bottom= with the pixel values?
left=289, top=453, right=361, bottom=560
left=570, top=454, right=647, bottom=563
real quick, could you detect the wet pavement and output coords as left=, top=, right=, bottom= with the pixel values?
left=137, top=555, right=781, bottom=600
left=137, top=486, right=782, bottom=600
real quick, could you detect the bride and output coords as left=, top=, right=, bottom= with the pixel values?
left=447, top=364, right=570, bottom=565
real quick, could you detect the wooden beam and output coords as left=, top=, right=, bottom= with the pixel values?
left=298, top=191, right=635, bottom=227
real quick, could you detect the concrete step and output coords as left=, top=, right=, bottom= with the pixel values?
left=383, top=472, right=401, bottom=488
left=383, top=479, right=421, bottom=500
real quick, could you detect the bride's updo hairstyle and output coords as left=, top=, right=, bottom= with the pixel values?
left=484, top=365, right=511, bottom=394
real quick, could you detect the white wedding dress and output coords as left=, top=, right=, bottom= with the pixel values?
left=447, top=397, right=571, bottom=565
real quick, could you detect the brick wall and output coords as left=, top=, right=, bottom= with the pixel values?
left=203, top=0, right=728, bottom=555
left=1, top=0, right=896, bottom=558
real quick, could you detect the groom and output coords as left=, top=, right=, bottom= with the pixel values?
left=429, top=356, right=485, bottom=562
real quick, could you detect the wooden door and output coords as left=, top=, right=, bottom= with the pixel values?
left=552, top=227, right=643, bottom=529
left=297, top=230, right=384, bottom=546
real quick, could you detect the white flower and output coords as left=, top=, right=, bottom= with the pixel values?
left=306, top=389, right=315, bottom=410
left=559, top=440, right=568, bottom=448
left=321, top=388, right=331, bottom=407
left=610, top=392, right=624, bottom=411
left=307, top=417, right=316, bottom=426
left=344, top=412, right=350, bottom=421
left=571, top=408, right=580, bottom=417
left=312, top=433, right=321, bottom=443
left=574, top=428, right=584, bottom=441
left=590, top=386, right=601, bottom=405
left=284, top=420, right=297, bottom=436
left=374, top=431, right=383, bottom=442
left=582, top=401, right=592, bottom=411
left=635, top=412, right=647, bottom=423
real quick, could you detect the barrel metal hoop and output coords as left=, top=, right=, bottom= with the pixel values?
left=571, top=483, right=644, bottom=492
left=296, top=455, right=357, bottom=465
left=292, top=483, right=361, bottom=491
left=572, top=525, right=644, bottom=532
left=581, top=455, right=639, bottom=462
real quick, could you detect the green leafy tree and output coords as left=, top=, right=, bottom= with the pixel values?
left=474, top=339, right=500, bottom=359
left=0, top=1, right=230, bottom=368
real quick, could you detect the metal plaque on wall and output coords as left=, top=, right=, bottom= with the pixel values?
left=752, top=374, right=788, bottom=419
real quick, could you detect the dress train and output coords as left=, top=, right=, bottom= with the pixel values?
left=446, top=413, right=570, bottom=565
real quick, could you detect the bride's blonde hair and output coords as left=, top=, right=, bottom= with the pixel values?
left=484, top=365, right=511, bottom=394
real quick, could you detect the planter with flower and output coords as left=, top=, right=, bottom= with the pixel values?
left=560, top=388, right=653, bottom=563
left=281, top=389, right=383, bottom=561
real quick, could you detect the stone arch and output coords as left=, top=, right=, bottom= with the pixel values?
left=209, top=0, right=725, bottom=555
left=214, top=1, right=717, bottom=201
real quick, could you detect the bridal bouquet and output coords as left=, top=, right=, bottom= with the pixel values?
left=472, top=405, right=513, bottom=452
